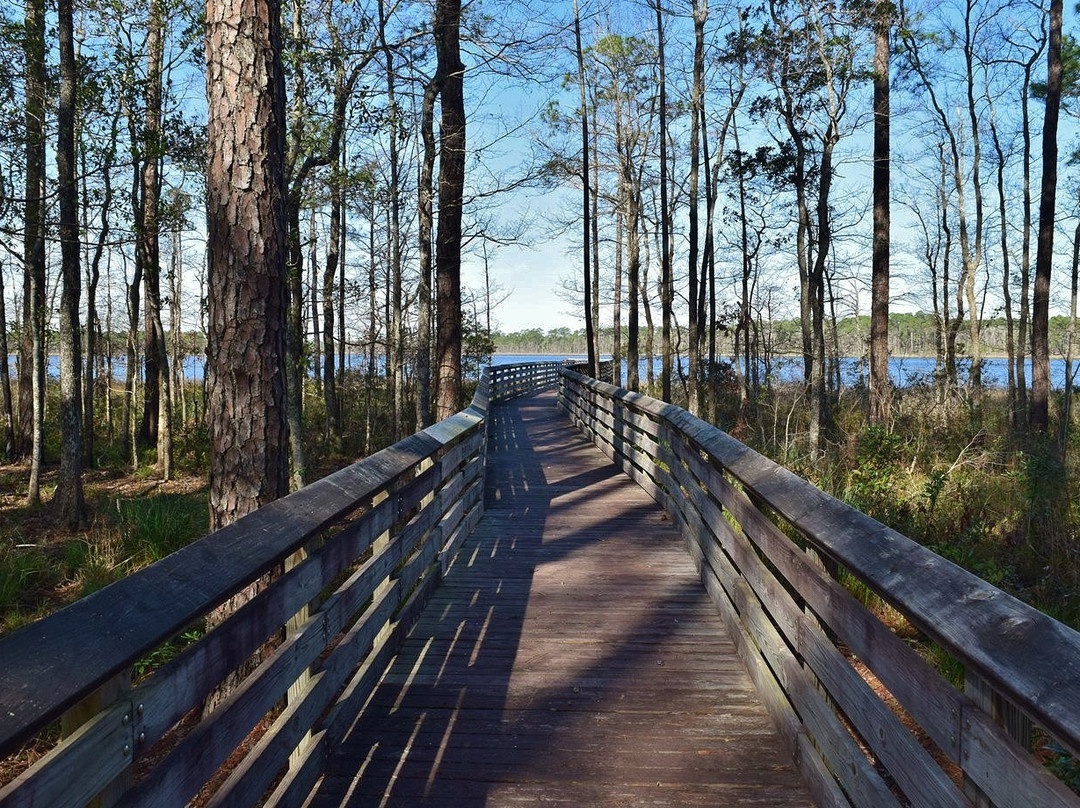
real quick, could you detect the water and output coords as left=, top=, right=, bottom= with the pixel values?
left=508, top=354, right=1078, bottom=391
left=6, top=352, right=1077, bottom=389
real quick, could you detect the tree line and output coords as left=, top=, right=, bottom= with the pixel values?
left=495, top=312, right=1080, bottom=365
left=0, top=0, right=1076, bottom=529
left=0, top=0, right=553, bottom=528
left=544, top=0, right=1068, bottom=453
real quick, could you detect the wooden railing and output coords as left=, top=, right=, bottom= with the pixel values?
left=488, top=360, right=565, bottom=401
left=559, top=368, right=1080, bottom=808
left=487, top=359, right=614, bottom=402
left=565, top=359, right=615, bottom=385
left=0, top=373, right=498, bottom=808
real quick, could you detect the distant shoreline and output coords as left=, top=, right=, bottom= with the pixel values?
left=491, top=352, right=1027, bottom=361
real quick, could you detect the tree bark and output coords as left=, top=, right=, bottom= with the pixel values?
left=417, top=68, right=441, bottom=430
left=22, top=0, right=46, bottom=501
left=379, top=0, right=405, bottom=439
left=323, top=159, right=341, bottom=440
left=82, top=110, right=118, bottom=467
left=1017, top=41, right=1043, bottom=427
left=655, top=0, right=672, bottom=403
left=989, top=103, right=1017, bottom=425
left=205, top=0, right=290, bottom=528
left=434, top=0, right=465, bottom=420
left=869, top=4, right=891, bottom=425
left=1031, top=0, right=1062, bottom=433
left=0, top=264, right=14, bottom=460
left=574, top=0, right=596, bottom=376
left=144, top=0, right=171, bottom=477
left=687, top=0, right=706, bottom=416
left=55, top=0, right=85, bottom=527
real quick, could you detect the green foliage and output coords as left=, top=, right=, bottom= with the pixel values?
left=133, top=627, right=203, bottom=679
left=1045, top=742, right=1080, bottom=792
left=0, top=545, right=45, bottom=621
left=115, top=493, right=207, bottom=565
left=843, top=425, right=908, bottom=523
left=462, top=314, right=496, bottom=381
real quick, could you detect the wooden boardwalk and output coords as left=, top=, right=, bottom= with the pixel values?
left=307, top=389, right=813, bottom=807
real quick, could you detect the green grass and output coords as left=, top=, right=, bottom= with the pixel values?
left=115, top=493, right=207, bottom=566
left=0, top=489, right=209, bottom=635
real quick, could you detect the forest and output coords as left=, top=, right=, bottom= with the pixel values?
left=0, top=0, right=1078, bottom=654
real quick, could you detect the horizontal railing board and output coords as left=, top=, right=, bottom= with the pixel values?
left=0, top=433, right=448, bottom=757
left=558, top=368, right=1080, bottom=808
left=0, top=367, right=513, bottom=808
left=563, top=369, right=1080, bottom=759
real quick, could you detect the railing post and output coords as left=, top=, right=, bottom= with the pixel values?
left=962, top=669, right=1034, bottom=808
left=286, top=547, right=311, bottom=770
left=60, top=672, right=132, bottom=808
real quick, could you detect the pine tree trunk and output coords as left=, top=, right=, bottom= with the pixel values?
left=22, top=0, right=45, bottom=498
left=1031, top=0, right=1062, bottom=433
left=55, top=0, right=85, bottom=527
left=573, top=0, right=595, bottom=376
left=417, top=70, right=440, bottom=430
left=655, top=0, right=671, bottom=403
left=869, top=6, right=891, bottom=425
left=285, top=200, right=307, bottom=489
left=687, top=0, right=705, bottom=415
left=323, top=160, right=341, bottom=439
left=434, top=0, right=465, bottom=420
left=205, top=0, right=289, bottom=527
left=0, top=264, right=14, bottom=460
left=310, top=211, right=321, bottom=390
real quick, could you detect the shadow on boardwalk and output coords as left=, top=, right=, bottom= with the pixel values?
left=306, top=389, right=812, bottom=807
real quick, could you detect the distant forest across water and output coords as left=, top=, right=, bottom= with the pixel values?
left=493, top=312, right=1080, bottom=360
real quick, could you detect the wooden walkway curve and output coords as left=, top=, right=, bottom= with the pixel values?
left=306, top=388, right=813, bottom=807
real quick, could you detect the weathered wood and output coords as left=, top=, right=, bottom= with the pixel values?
left=658, top=436, right=970, bottom=807
left=124, top=545, right=407, bottom=807
left=302, top=389, right=812, bottom=808
left=0, top=433, right=442, bottom=756
left=0, top=371, right=494, bottom=808
left=0, top=698, right=132, bottom=808
left=664, top=485, right=903, bottom=808
left=559, top=367, right=1080, bottom=808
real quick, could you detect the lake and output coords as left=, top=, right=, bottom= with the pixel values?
left=6, top=353, right=1077, bottom=390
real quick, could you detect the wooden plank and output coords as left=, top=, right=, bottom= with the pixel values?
left=665, top=493, right=902, bottom=808
left=675, top=504, right=850, bottom=808
left=960, top=701, right=1080, bottom=808
left=305, top=388, right=813, bottom=808
left=659, top=439, right=970, bottom=807
left=124, top=536, right=408, bottom=808
left=673, top=409, right=1080, bottom=759
left=130, top=493, right=400, bottom=750
left=679, top=443, right=967, bottom=764
left=204, top=571, right=407, bottom=808
left=0, top=698, right=132, bottom=808
left=259, top=729, right=327, bottom=808
left=0, top=429, right=448, bottom=756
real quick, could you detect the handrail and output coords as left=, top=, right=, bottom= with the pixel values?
left=559, top=367, right=1080, bottom=808
left=0, top=367, right=531, bottom=808
left=488, top=360, right=564, bottom=401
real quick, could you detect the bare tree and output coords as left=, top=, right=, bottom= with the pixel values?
left=574, top=0, right=597, bottom=376
left=869, top=0, right=891, bottom=425
left=435, top=0, right=465, bottom=419
left=54, top=0, right=85, bottom=526
left=1030, top=0, right=1062, bottom=433
left=22, top=0, right=46, bottom=504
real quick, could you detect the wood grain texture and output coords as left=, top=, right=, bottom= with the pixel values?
left=303, top=389, right=812, bottom=808
left=559, top=368, right=1080, bottom=808
left=0, top=375, right=493, bottom=805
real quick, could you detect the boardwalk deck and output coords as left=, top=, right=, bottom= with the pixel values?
left=306, top=389, right=813, bottom=807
